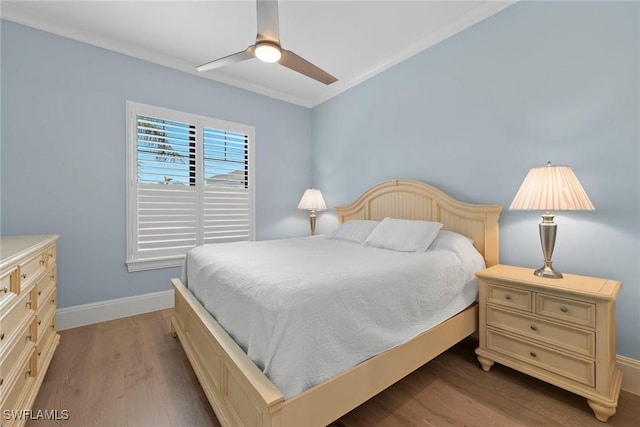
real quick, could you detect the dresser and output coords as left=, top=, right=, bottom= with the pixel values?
left=474, top=264, right=622, bottom=422
left=0, top=235, right=60, bottom=427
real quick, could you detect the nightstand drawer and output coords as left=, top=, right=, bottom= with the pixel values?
left=486, top=283, right=532, bottom=311
left=487, top=306, right=595, bottom=358
left=487, top=329, right=595, bottom=387
left=536, top=293, right=595, bottom=328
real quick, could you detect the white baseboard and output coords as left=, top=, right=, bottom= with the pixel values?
left=56, top=289, right=174, bottom=330
left=54, top=290, right=640, bottom=397
left=619, top=354, right=640, bottom=396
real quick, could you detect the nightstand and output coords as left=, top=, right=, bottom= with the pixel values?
left=474, top=264, right=622, bottom=422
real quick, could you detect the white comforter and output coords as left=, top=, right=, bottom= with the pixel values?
left=182, top=236, right=482, bottom=399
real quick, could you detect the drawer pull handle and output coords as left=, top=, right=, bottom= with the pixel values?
left=530, top=351, right=537, bottom=358
left=49, top=254, right=53, bottom=258
left=0, top=377, right=3, bottom=386
left=25, top=334, right=32, bottom=342
left=0, top=332, right=4, bottom=340
left=38, top=290, right=42, bottom=296
left=504, top=294, right=512, bottom=301
left=50, top=324, right=56, bottom=330
left=50, top=299, right=56, bottom=305
left=40, top=260, right=45, bottom=265
left=530, top=325, right=538, bottom=331
left=25, top=368, right=32, bottom=377
left=38, top=320, right=42, bottom=325
left=50, top=274, right=56, bottom=280
left=1, top=286, right=7, bottom=294
left=26, top=301, right=32, bottom=308
left=22, top=273, right=27, bottom=279
left=38, top=351, right=42, bottom=356
left=560, top=306, right=568, bottom=313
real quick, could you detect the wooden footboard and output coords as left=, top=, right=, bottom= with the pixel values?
left=171, top=278, right=284, bottom=426
left=172, top=277, right=479, bottom=427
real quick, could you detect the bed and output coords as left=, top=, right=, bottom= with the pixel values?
left=171, top=179, right=502, bottom=427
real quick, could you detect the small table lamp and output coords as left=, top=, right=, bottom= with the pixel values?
left=509, top=162, right=594, bottom=278
left=298, top=188, right=326, bottom=235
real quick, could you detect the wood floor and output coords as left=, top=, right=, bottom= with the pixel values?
left=28, top=309, right=640, bottom=427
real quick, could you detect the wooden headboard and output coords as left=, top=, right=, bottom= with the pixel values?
left=335, top=179, right=503, bottom=266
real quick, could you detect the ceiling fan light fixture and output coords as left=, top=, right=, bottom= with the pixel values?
left=255, top=42, right=281, bottom=63
left=196, top=0, right=336, bottom=84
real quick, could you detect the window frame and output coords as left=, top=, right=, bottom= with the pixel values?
left=125, top=101, right=255, bottom=272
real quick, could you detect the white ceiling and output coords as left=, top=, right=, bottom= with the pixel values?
left=1, top=1, right=515, bottom=108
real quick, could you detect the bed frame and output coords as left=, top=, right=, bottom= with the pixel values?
left=171, top=179, right=502, bottom=427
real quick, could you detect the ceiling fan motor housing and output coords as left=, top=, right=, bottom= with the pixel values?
left=255, top=41, right=282, bottom=63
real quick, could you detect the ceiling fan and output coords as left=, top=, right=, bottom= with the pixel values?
left=196, top=0, right=337, bottom=85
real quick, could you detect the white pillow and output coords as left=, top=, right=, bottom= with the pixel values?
left=326, top=220, right=380, bottom=244
left=428, top=230, right=485, bottom=282
left=364, top=218, right=443, bottom=252
left=429, top=230, right=475, bottom=252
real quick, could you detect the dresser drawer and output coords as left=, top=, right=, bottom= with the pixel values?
left=0, top=287, right=36, bottom=346
left=37, top=291, right=56, bottom=345
left=1, top=268, right=17, bottom=304
left=0, top=295, right=17, bottom=349
left=487, top=329, right=594, bottom=387
left=0, top=317, right=36, bottom=390
left=18, top=251, right=46, bottom=291
left=36, top=314, right=57, bottom=375
left=36, top=280, right=56, bottom=317
left=486, top=282, right=532, bottom=312
left=487, top=306, right=595, bottom=358
left=45, top=244, right=56, bottom=267
left=36, top=266, right=56, bottom=311
left=536, top=293, right=595, bottom=328
left=0, top=348, right=36, bottom=414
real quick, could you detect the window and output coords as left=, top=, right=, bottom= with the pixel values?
left=126, top=101, right=254, bottom=272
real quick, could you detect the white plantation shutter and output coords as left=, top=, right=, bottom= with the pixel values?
left=203, top=128, right=251, bottom=243
left=126, top=102, right=254, bottom=271
left=136, top=117, right=198, bottom=259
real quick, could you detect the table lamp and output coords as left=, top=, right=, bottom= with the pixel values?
left=509, top=162, right=594, bottom=278
left=298, top=189, right=326, bottom=235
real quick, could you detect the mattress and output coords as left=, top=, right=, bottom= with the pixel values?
left=182, top=235, right=483, bottom=399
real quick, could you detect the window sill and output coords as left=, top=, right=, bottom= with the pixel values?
left=126, top=256, right=185, bottom=272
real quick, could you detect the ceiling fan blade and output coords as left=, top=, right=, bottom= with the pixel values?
left=256, top=0, right=279, bottom=43
left=196, top=46, right=256, bottom=72
left=279, top=49, right=338, bottom=85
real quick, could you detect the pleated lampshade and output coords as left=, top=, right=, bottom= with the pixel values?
left=510, top=163, right=594, bottom=212
left=297, top=189, right=327, bottom=211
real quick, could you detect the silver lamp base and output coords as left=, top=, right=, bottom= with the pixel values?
left=534, top=263, right=563, bottom=279
left=535, top=212, right=563, bottom=279
left=308, top=210, right=317, bottom=236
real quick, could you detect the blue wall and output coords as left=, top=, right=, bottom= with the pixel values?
left=1, top=20, right=312, bottom=308
left=312, top=1, right=640, bottom=359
